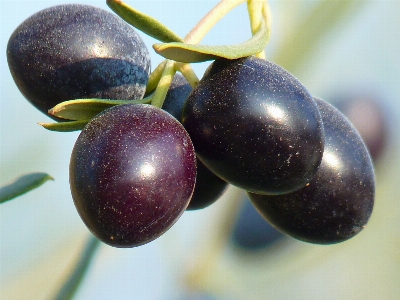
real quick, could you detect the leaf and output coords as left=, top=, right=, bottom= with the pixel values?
left=153, top=14, right=270, bottom=63
left=38, top=120, right=89, bottom=132
left=49, top=98, right=151, bottom=121
left=107, top=0, right=183, bottom=43
left=52, top=235, right=101, bottom=300
left=272, top=0, right=367, bottom=72
left=0, top=173, right=53, bottom=204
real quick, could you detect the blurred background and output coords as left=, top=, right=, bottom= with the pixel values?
left=1, top=0, right=399, bottom=299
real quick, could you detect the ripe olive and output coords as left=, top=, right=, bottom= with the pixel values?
left=70, top=104, right=196, bottom=247
left=7, top=4, right=151, bottom=119
left=183, top=57, right=324, bottom=195
left=248, top=98, right=375, bottom=244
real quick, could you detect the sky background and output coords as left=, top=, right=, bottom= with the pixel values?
left=1, top=1, right=400, bottom=299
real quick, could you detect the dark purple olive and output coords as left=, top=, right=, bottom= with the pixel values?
left=182, top=57, right=324, bottom=195
left=248, top=98, right=375, bottom=244
left=186, top=159, right=228, bottom=210
left=162, top=73, right=228, bottom=210
left=162, top=73, right=193, bottom=121
left=70, top=104, right=196, bottom=247
left=7, top=4, right=150, bottom=119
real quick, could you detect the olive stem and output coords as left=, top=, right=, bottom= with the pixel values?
left=52, top=235, right=101, bottom=300
left=247, top=0, right=271, bottom=59
left=147, top=0, right=248, bottom=95
left=145, top=60, right=167, bottom=95
left=147, top=0, right=263, bottom=106
left=174, top=62, right=199, bottom=88
left=184, top=0, right=247, bottom=44
left=150, top=60, right=176, bottom=108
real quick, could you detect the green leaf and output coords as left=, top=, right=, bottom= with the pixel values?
left=49, top=98, right=151, bottom=121
left=0, top=173, right=53, bottom=204
left=106, top=0, right=183, bottom=43
left=152, top=16, right=270, bottom=63
left=38, top=120, right=89, bottom=132
left=52, top=235, right=101, bottom=300
left=272, top=0, right=368, bottom=73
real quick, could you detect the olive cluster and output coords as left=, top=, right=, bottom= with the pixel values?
left=7, top=4, right=374, bottom=248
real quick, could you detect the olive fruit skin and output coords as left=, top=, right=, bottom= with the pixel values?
left=7, top=4, right=150, bottom=119
left=182, top=57, right=324, bottom=195
left=162, top=74, right=228, bottom=210
left=70, top=104, right=196, bottom=247
left=186, top=159, right=228, bottom=210
left=248, top=98, right=375, bottom=244
left=162, top=73, right=193, bottom=121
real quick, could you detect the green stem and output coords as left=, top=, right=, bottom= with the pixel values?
left=145, top=60, right=167, bottom=95
left=147, top=0, right=248, bottom=93
left=52, top=235, right=101, bottom=300
left=247, top=0, right=271, bottom=59
left=174, top=62, right=199, bottom=88
left=147, top=0, right=260, bottom=102
left=184, top=0, right=247, bottom=44
left=150, top=60, right=176, bottom=108
left=247, top=0, right=263, bottom=35
left=146, top=61, right=199, bottom=94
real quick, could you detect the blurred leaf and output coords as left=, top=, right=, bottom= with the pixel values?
left=0, top=173, right=53, bottom=204
left=153, top=17, right=270, bottom=63
left=52, top=235, right=101, bottom=300
left=107, top=0, right=183, bottom=43
left=272, top=0, right=369, bottom=72
left=38, top=120, right=89, bottom=132
left=48, top=98, right=151, bottom=121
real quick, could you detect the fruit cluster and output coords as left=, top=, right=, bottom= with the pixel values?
left=6, top=2, right=375, bottom=248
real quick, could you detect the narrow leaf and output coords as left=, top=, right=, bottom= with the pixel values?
left=0, top=173, right=53, bottom=204
left=107, top=0, right=183, bottom=43
left=153, top=16, right=270, bottom=63
left=38, top=120, right=89, bottom=132
left=272, top=0, right=368, bottom=72
left=52, top=235, right=101, bottom=300
left=49, top=98, right=151, bottom=121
